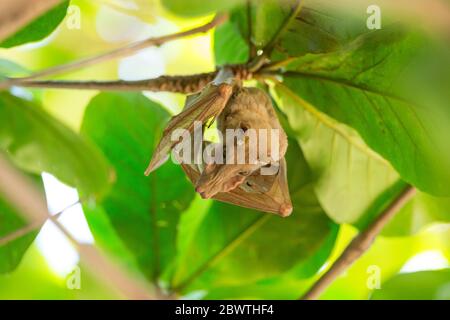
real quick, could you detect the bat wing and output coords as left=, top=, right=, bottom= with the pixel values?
left=145, top=83, right=233, bottom=175
left=181, top=158, right=293, bottom=217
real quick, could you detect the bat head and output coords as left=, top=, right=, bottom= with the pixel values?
left=195, top=163, right=260, bottom=199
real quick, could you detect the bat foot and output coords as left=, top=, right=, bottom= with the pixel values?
left=278, top=204, right=293, bottom=217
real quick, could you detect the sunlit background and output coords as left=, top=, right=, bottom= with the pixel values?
left=0, top=0, right=449, bottom=299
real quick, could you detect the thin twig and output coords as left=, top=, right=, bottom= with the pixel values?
left=0, top=155, right=154, bottom=299
left=0, top=13, right=227, bottom=86
left=300, top=185, right=417, bottom=300
left=0, top=200, right=80, bottom=247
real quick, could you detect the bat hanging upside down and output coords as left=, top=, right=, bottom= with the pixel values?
left=145, top=69, right=293, bottom=217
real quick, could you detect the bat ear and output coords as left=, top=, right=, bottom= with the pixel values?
left=223, top=175, right=246, bottom=193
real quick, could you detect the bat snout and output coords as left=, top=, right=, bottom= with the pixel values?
left=195, top=186, right=212, bottom=199
left=199, top=192, right=210, bottom=199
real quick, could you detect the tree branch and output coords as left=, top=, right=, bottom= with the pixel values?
left=0, top=0, right=62, bottom=42
left=0, top=13, right=227, bottom=86
left=0, top=155, right=154, bottom=299
left=300, top=185, right=417, bottom=300
left=2, top=64, right=255, bottom=93
left=4, top=73, right=218, bottom=93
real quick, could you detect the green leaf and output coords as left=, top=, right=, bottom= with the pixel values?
left=214, top=15, right=249, bottom=66
left=0, top=195, right=37, bottom=274
left=371, top=269, right=450, bottom=300
left=161, top=0, right=245, bottom=17
left=214, top=0, right=295, bottom=64
left=273, top=84, right=402, bottom=225
left=170, top=141, right=338, bottom=293
left=251, top=0, right=294, bottom=48
left=0, top=59, right=28, bottom=79
left=0, top=92, right=111, bottom=197
left=80, top=93, right=195, bottom=282
left=283, top=27, right=450, bottom=196
left=214, top=1, right=367, bottom=65
left=1, top=1, right=70, bottom=48
left=273, top=4, right=365, bottom=60
left=383, top=193, right=450, bottom=236
left=0, top=174, right=44, bottom=274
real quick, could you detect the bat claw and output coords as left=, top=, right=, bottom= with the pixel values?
left=278, top=204, right=293, bottom=217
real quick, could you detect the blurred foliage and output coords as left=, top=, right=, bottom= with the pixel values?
left=161, top=0, right=245, bottom=17
left=273, top=84, right=402, bottom=226
left=0, top=244, right=119, bottom=299
left=0, top=1, right=71, bottom=48
left=0, top=0, right=449, bottom=300
left=371, top=269, right=450, bottom=300
left=0, top=93, right=111, bottom=197
left=0, top=173, right=45, bottom=274
left=81, top=92, right=195, bottom=281
left=0, top=194, right=37, bottom=273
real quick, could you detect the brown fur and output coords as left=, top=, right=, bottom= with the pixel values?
left=196, top=87, right=288, bottom=199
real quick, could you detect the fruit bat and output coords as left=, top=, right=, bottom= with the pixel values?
left=145, top=69, right=293, bottom=217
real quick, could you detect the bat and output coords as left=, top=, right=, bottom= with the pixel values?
left=146, top=69, right=293, bottom=217
left=194, top=87, right=288, bottom=196
left=145, top=81, right=233, bottom=175
left=181, top=159, right=292, bottom=217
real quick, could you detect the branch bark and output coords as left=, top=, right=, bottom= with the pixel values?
left=0, top=155, right=154, bottom=299
left=1, top=13, right=227, bottom=85
left=2, top=64, right=254, bottom=93
left=300, top=185, right=417, bottom=300
left=0, top=0, right=62, bottom=42
left=5, top=72, right=218, bottom=93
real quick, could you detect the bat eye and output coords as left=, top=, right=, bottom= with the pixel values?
left=239, top=171, right=250, bottom=176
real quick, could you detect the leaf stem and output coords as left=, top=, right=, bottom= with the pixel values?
left=248, top=0, right=304, bottom=72
left=263, top=0, right=304, bottom=57
left=246, top=0, right=256, bottom=59
left=171, top=215, right=271, bottom=293
left=300, top=185, right=416, bottom=300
